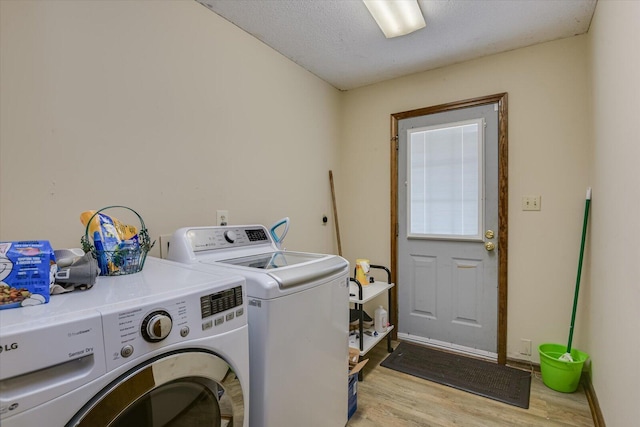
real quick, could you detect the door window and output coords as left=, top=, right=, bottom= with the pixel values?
left=407, top=118, right=484, bottom=240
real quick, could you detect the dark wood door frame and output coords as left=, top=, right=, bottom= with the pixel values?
left=390, top=93, right=509, bottom=364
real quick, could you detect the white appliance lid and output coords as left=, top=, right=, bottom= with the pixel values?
left=207, top=251, right=324, bottom=270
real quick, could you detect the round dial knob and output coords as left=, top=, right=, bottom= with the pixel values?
left=224, top=230, right=237, bottom=243
left=141, top=310, right=172, bottom=342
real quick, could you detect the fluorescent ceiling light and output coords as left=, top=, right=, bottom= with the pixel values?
left=363, top=0, right=426, bottom=38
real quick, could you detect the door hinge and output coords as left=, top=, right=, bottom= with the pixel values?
left=391, top=135, right=399, bottom=150
left=396, top=223, right=399, bottom=237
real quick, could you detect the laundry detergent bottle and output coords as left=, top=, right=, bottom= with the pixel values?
left=374, top=306, right=388, bottom=333
left=355, top=258, right=370, bottom=285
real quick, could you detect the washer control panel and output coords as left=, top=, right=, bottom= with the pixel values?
left=185, top=226, right=271, bottom=252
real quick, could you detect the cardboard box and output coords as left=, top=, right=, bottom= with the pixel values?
left=348, top=373, right=358, bottom=419
left=348, top=347, right=368, bottom=420
left=349, top=347, right=369, bottom=374
left=0, top=240, right=54, bottom=310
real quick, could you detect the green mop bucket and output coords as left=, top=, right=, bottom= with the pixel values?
left=538, top=343, right=589, bottom=393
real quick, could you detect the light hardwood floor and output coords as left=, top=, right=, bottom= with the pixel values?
left=347, top=341, right=594, bottom=427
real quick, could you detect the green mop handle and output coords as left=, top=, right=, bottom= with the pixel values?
left=567, top=187, right=591, bottom=353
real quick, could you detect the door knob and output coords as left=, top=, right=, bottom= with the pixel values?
left=485, top=241, right=496, bottom=251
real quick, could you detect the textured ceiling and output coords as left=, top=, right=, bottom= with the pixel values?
left=197, top=0, right=597, bottom=91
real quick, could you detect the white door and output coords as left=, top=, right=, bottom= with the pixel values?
left=397, top=102, right=500, bottom=358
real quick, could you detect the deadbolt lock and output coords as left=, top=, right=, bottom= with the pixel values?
left=485, top=230, right=495, bottom=239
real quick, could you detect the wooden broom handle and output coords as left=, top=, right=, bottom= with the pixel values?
left=329, top=170, right=342, bottom=256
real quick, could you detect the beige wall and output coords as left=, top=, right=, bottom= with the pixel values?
left=2, top=0, right=638, bottom=423
left=340, top=36, right=591, bottom=361
left=587, top=1, right=640, bottom=424
left=0, top=0, right=342, bottom=255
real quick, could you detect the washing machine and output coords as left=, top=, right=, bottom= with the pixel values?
left=0, top=257, right=249, bottom=427
left=168, top=225, right=349, bottom=427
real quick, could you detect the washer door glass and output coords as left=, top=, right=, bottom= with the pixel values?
left=68, top=350, right=244, bottom=427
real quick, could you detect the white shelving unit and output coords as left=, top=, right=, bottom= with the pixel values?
left=349, top=268, right=395, bottom=358
left=348, top=323, right=395, bottom=355
left=349, top=280, right=394, bottom=305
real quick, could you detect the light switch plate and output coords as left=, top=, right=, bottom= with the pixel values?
left=522, top=195, right=541, bottom=211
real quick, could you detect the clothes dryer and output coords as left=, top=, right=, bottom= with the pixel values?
left=0, top=257, right=249, bottom=427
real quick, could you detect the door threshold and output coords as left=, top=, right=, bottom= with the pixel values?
left=397, top=333, right=498, bottom=362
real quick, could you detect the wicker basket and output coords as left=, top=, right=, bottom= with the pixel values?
left=80, top=206, right=154, bottom=276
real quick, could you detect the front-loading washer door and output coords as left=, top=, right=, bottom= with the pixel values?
left=67, top=350, right=244, bottom=427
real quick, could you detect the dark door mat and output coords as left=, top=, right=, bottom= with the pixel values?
left=381, top=342, right=531, bottom=409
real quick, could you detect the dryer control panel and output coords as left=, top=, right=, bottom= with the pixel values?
left=200, top=285, right=243, bottom=318
left=101, top=281, right=246, bottom=371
